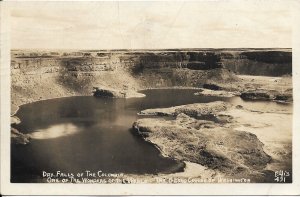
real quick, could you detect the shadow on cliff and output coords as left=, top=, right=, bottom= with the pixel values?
left=56, top=57, right=97, bottom=95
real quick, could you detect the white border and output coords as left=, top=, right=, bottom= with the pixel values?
left=1, top=0, right=300, bottom=195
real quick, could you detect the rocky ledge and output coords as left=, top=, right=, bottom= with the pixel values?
left=93, top=87, right=145, bottom=98
left=195, top=78, right=292, bottom=103
left=195, top=86, right=292, bottom=103
left=138, top=101, right=231, bottom=117
left=11, top=116, right=21, bottom=125
left=240, top=90, right=293, bottom=103
left=202, top=76, right=293, bottom=103
left=11, top=116, right=30, bottom=145
left=133, top=101, right=272, bottom=177
left=11, top=127, right=30, bottom=145
left=194, top=88, right=237, bottom=97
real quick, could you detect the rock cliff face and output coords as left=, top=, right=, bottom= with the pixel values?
left=11, top=49, right=291, bottom=112
left=221, top=50, right=292, bottom=76
left=10, top=50, right=229, bottom=110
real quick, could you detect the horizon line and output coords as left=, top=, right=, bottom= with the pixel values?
left=11, top=47, right=292, bottom=51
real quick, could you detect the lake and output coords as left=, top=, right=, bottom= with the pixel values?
left=11, top=89, right=292, bottom=183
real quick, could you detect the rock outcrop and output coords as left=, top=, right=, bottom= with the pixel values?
left=240, top=90, right=293, bottom=102
left=203, top=83, right=223, bottom=90
left=194, top=88, right=236, bottom=97
left=11, top=115, right=31, bottom=145
left=11, top=128, right=30, bottom=145
left=274, top=93, right=293, bottom=102
left=138, top=101, right=231, bottom=118
left=93, top=87, right=127, bottom=98
left=240, top=91, right=271, bottom=101
left=93, top=87, right=145, bottom=98
left=11, top=116, right=21, bottom=125
left=133, top=109, right=271, bottom=175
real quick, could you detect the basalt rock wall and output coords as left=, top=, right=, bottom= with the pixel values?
left=221, top=50, right=292, bottom=76
left=11, top=49, right=291, bottom=112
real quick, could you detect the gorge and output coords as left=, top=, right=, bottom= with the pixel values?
left=11, top=48, right=293, bottom=183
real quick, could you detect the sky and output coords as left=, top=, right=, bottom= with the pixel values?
left=8, top=1, right=293, bottom=49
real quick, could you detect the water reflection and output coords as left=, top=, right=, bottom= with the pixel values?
left=29, top=123, right=79, bottom=140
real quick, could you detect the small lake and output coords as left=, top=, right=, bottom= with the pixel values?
left=11, top=89, right=292, bottom=183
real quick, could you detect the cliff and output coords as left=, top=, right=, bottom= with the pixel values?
left=221, top=50, right=292, bottom=76
left=11, top=49, right=292, bottom=114
left=10, top=50, right=230, bottom=112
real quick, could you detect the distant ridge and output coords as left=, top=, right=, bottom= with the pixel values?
left=12, top=48, right=292, bottom=52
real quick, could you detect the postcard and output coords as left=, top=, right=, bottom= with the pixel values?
left=1, top=0, right=300, bottom=195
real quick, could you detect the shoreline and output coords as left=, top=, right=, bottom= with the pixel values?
left=11, top=74, right=293, bottom=116
left=10, top=75, right=293, bottom=182
left=11, top=94, right=90, bottom=116
left=11, top=86, right=205, bottom=116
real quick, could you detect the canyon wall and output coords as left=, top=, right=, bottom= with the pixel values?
left=221, top=50, right=292, bottom=76
left=11, top=49, right=291, bottom=113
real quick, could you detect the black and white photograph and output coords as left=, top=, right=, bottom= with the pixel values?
left=1, top=0, right=300, bottom=195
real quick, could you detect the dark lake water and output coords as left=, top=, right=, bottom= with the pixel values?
left=11, top=89, right=292, bottom=183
